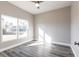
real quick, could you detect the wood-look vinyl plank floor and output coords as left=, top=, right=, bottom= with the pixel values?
left=0, top=41, right=74, bottom=57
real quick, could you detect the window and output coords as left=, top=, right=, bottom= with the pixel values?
left=18, top=19, right=29, bottom=39
left=0, top=15, right=29, bottom=42
left=1, top=15, right=17, bottom=42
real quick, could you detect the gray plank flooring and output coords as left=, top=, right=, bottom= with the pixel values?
left=0, top=41, right=74, bottom=57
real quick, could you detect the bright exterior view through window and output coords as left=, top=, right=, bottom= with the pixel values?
left=1, top=15, right=29, bottom=42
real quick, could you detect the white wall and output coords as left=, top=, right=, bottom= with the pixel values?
left=34, top=7, right=71, bottom=45
left=0, top=2, right=34, bottom=52
left=71, top=2, right=79, bottom=57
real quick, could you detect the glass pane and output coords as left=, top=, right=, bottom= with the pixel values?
left=18, top=19, right=29, bottom=39
left=1, top=15, right=17, bottom=42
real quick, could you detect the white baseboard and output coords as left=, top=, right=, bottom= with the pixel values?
left=71, top=46, right=77, bottom=57
left=0, top=39, right=33, bottom=53
left=52, top=41, right=78, bottom=57
left=52, top=41, right=71, bottom=47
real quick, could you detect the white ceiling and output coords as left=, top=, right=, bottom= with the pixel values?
left=8, top=1, right=72, bottom=15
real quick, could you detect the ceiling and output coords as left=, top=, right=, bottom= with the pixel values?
left=8, top=1, right=72, bottom=15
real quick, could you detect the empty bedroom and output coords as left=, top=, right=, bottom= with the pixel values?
left=0, top=1, right=78, bottom=57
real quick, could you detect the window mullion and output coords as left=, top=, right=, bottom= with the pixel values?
left=17, top=19, right=19, bottom=40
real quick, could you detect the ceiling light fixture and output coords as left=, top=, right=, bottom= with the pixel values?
left=32, top=1, right=43, bottom=9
